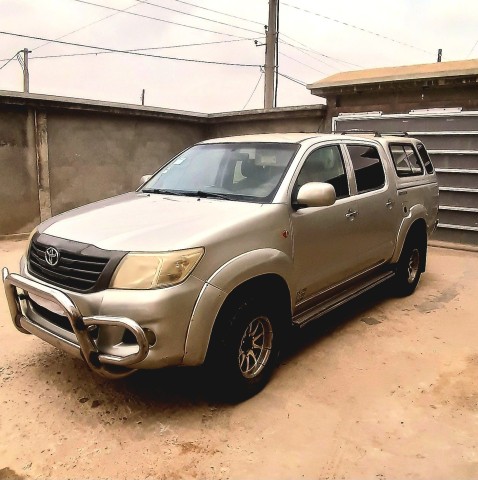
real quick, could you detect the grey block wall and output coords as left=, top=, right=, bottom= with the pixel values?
left=0, top=92, right=326, bottom=236
left=0, top=105, right=40, bottom=235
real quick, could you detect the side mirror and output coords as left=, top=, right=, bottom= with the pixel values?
left=297, top=182, right=336, bottom=208
left=140, top=175, right=152, bottom=186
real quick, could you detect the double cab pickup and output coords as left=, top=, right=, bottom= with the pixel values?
left=3, top=132, right=439, bottom=398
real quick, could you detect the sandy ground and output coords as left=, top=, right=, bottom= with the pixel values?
left=0, top=239, right=478, bottom=480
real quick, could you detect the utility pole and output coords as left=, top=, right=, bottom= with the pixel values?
left=437, top=48, right=442, bottom=62
left=15, top=48, right=31, bottom=93
left=264, top=0, right=278, bottom=109
left=22, top=48, right=30, bottom=93
left=141, top=89, right=145, bottom=106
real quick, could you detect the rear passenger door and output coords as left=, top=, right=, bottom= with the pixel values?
left=344, top=143, right=399, bottom=270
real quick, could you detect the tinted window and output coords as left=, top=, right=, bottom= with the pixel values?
left=417, top=143, right=434, bottom=174
left=295, top=145, right=349, bottom=199
left=390, top=144, right=424, bottom=177
left=347, top=145, right=385, bottom=193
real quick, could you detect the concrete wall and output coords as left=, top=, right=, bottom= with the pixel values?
left=46, top=111, right=207, bottom=215
left=0, top=91, right=326, bottom=236
left=208, top=105, right=327, bottom=138
left=0, top=105, right=40, bottom=235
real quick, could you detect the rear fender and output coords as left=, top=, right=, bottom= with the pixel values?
left=391, top=204, right=428, bottom=264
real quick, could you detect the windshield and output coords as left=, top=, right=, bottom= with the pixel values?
left=142, top=142, right=299, bottom=203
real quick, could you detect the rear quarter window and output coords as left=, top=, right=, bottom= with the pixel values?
left=416, top=143, right=435, bottom=174
left=389, top=144, right=424, bottom=177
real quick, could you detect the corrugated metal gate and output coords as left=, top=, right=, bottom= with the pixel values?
left=333, top=109, right=478, bottom=246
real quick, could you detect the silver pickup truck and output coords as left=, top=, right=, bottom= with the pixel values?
left=2, top=132, right=439, bottom=399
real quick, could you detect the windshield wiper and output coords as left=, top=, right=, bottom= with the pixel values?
left=142, top=188, right=184, bottom=196
left=142, top=189, right=231, bottom=200
left=194, top=191, right=231, bottom=200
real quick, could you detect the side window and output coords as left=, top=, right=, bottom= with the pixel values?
left=389, top=144, right=424, bottom=177
left=417, top=143, right=434, bottom=174
left=296, top=145, right=349, bottom=199
left=347, top=144, right=385, bottom=193
left=404, top=146, right=423, bottom=174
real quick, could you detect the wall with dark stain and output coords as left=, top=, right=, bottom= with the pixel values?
left=0, top=105, right=40, bottom=235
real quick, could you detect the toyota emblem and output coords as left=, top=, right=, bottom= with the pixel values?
left=45, top=247, right=60, bottom=266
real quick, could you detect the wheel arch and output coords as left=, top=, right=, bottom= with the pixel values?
left=215, top=273, right=292, bottom=322
left=203, top=273, right=292, bottom=366
left=182, top=251, right=293, bottom=366
left=392, top=216, right=428, bottom=271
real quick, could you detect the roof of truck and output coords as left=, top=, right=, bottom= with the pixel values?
left=199, top=132, right=417, bottom=145
left=200, top=133, right=321, bottom=144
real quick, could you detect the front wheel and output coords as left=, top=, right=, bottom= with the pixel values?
left=206, top=297, right=281, bottom=401
left=394, top=235, right=425, bottom=296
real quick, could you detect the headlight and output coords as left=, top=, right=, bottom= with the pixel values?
left=110, top=247, right=204, bottom=289
left=25, top=228, right=38, bottom=256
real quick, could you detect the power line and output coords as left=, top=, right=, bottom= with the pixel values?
left=172, top=0, right=265, bottom=27
left=70, top=0, right=250, bottom=39
left=167, top=0, right=359, bottom=71
left=0, top=51, right=20, bottom=71
left=135, top=0, right=263, bottom=36
left=36, top=39, right=254, bottom=60
left=277, top=71, right=307, bottom=87
left=32, top=1, right=141, bottom=52
left=467, top=39, right=478, bottom=58
left=0, top=31, right=261, bottom=67
left=281, top=2, right=433, bottom=55
left=279, top=39, right=345, bottom=72
left=0, top=38, right=256, bottom=63
left=243, top=69, right=264, bottom=109
left=279, top=51, right=328, bottom=75
left=279, top=37, right=361, bottom=69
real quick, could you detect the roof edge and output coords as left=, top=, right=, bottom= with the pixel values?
left=0, top=90, right=209, bottom=122
left=307, top=59, right=478, bottom=93
left=0, top=90, right=326, bottom=122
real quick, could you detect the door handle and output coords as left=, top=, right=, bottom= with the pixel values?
left=385, top=199, right=394, bottom=209
left=345, top=209, right=358, bottom=219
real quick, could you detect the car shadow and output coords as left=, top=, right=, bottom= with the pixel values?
left=25, top=281, right=392, bottom=415
left=281, top=281, right=391, bottom=362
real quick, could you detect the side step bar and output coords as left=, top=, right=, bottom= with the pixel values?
left=292, top=271, right=395, bottom=328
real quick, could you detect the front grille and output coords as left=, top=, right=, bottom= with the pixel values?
left=29, top=299, right=99, bottom=340
left=29, top=298, right=74, bottom=333
left=28, top=235, right=122, bottom=293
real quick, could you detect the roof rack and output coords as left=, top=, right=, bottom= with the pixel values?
left=382, top=131, right=410, bottom=137
left=339, top=129, right=409, bottom=137
left=340, top=129, right=379, bottom=136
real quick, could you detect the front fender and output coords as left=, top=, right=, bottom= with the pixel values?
left=207, top=248, right=293, bottom=296
left=182, top=249, right=293, bottom=366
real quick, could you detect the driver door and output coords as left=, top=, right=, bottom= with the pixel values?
left=291, top=144, right=358, bottom=306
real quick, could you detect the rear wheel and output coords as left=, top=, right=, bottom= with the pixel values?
left=207, top=295, right=281, bottom=401
left=394, top=234, right=425, bottom=296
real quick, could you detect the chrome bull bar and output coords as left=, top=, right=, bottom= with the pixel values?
left=2, top=267, right=149, bottom=378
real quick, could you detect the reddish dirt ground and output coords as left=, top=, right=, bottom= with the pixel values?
left=1, top=239, right=478, bottom=480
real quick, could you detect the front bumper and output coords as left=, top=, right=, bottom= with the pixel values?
left=2, top=267, right=149, bottom=378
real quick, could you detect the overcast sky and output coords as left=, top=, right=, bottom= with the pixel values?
left=1, top=0, right=477, bottom=113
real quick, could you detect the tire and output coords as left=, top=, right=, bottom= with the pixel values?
left=206, top=294, right=281, bottom=401
left=394, top=233, right=425, bottom=297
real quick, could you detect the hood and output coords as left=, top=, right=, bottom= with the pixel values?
left=41, top=192, right=273, bottom=252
